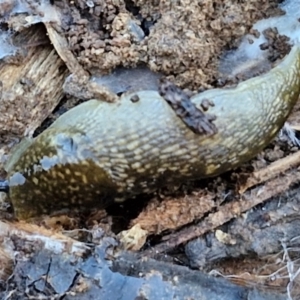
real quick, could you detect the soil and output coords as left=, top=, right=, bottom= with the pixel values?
left=1, top=0, right=300, bottom=298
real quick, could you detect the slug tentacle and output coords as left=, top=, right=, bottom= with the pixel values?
left=5, top=45, right=300, bottom=219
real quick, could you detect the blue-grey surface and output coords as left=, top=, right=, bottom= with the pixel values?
left=91, top=66, right=162, bottom=95
left=3, top=237, right=286, bottom=300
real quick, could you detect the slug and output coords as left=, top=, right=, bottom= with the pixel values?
left=5, top=45, right=300, bottom=220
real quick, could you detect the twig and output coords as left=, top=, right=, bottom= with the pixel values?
left=142, top=169, right=300, bottom=256
left=239, top=150, right=300, bottom=193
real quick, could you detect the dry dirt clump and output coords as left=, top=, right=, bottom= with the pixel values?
left=65, top=0, right=147, bottom=73
left=65, top=0, right=283, bottom=89
left=142, top=0, right=284, bottom=89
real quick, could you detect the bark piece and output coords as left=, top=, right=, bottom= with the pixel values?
left=239, top=150, right=300, bottom=193
left=0, top=25, right=68, bottom=137
left=185, top=184, right=300, bottom=268
left=143, top=168, right=300, bottom=256
left=0, top=222, right=287, bottom=299
left=131, top=191, right=215, bottom=234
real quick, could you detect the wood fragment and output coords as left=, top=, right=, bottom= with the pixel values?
left=131, top=191, right=215, bottom=234
left=143, top=169, right=300, bottom=256
left=186, top=185, right=300, bottom=269
left=240, top=150, right=300, bottom=193
left=45, top=22, right=118, bottom=102
left=0, top=220, right=89, bottom=282
left=0, top=25, right=68, bottom=138
left=0, top=222, right=287, bottom=300
left=44, top=23, right=88, bottom=80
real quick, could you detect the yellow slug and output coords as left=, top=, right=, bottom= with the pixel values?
left=5, top=46, right=300, bottom=220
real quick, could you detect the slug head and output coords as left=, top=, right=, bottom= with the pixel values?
left=5, top=128, right=117, bottom=220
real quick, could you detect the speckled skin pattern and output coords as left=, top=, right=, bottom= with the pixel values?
left=6, top=46, right=300, bottom=219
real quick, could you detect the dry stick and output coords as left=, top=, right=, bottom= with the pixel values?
left=240, top=150, right=300, bottom=193
left=143, top=169, right=300, bottom=256
left=45, top=23, right=89, bottom=79
left=45, top=22, right=117, bottom=102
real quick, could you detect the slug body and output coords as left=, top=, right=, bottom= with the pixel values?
left=6, top=46, right=300, bottom=219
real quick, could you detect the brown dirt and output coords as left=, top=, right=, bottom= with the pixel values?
left=62, top=0, right=285, bottom=89
left=1, top=0, right=300, bottom=297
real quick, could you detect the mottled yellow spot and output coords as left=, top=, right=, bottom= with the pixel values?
left=134, top=155, right=142, bottom=161
left=141, top=144, right=152, bottom=151
left=127, top=140, right=140, bottom=151
left=69, top=185, right=80, bottom=191
left=81, top=160, right=90, bottom=166
left=239, top=148, right=251, bottom=156
left=32, top=177, right=39, bottom=185
left=126, top=180, right=135, bottom=188
left=70, top=178, right=77, bottom=184
left=160, top=154, right=171, bottom=161
left=180, top=167, right=190, bottom=174
left=117, top=138, right=127, bottom=146
left=284, top=94, right=290, bottom=102
left=115, top=197, right=125, bottom=202
left=161, top=144, right=180, bottom=154
left=157, top=167, right=167, bottom=173
left=190, top=150, right=199, bottom=157
left=131, top=162, right=142, bottom=169
left=82, top=174, right=88, bottom=184
left=113, top=154, right=127, bottom=161
left=34, top=189, right=42, bottom=195
left=117, top=172, right=128, bottom=179
left=270, top=126, right=279, bottom=136
left=57, top=172, right=65, bottom=179
left=168, top=166, right=179, bottom=172
left=110, top=147, right=118, bottom=153
left=206, top=164, right=219, bottom=175
left=49, top=171, right=57, bottom=179
left=143, top=163, right=152, bottom=170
